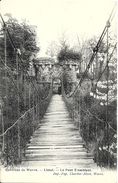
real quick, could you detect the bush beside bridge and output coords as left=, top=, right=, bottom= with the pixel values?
left=63, top=87, right=117, bottom=168
left=0, top=75, right=52, bottom=166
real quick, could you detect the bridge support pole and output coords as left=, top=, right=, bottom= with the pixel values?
left=106, top=20, right=110, bottom=167
left=78, top=94, right=81, bottom=132
left=16, top=53, right=21, bottom=162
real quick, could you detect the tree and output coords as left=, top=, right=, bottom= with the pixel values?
left=57, top=45, right=81, bottom=94
left=0, top=15, right=40, bottom=71
left=57, top=46, right=81, bottom=63
left=81, top=35, right=117, bottom=80
left=46, top=41, right=60, bottom=58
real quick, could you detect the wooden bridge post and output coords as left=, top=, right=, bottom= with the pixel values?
left=32, top=89, right=35, bottom=122
left=0, top=103, right=4, bottom=152
left=78, top=94, right=81, bottom=132
left=17, top=122, right=21, bottom=162
left=16, top=53, right=21, bottom=162
left=28, top=82, right=31, bottom=109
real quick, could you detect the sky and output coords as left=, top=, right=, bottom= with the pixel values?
left=0, top=0, right=117, bottom=56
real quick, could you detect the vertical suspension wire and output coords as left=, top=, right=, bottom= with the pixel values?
left=73, top=95, right=75, bottom=121
left=95, top=52, right=98, bottom=79
left=95, top=51, right=98, bottom=162
left=36, top=93, right=39, bottom=120
left=32, top=86, right=35, bottom=122
left=0, top=25, right=5, bottom=153
left=92, top=61, right=95, bottom=80
left=4, top=24, right=10, bottom=165
left=4, top=24, right=7, bottom=161
left=95, top=53, right=98, bottom=142
left=16, top=51, right=21, bottom=161
left=35, top=91, right=37, bottom=119
left=36, top=86, right=38, bottom=120
left=81, top=92, right=84, bottom=139
left=4, top=25, right=7, bottom=86
left=106, top=21, right=110, bottom=167
left=36, top=83, right=39, bottom=119
left=1, top=104, right=4, bottom=152
left=28, top=81, right=31, bottom=109
left=78, top=91, right=81, bottom=132
left=23, top=74, right=26, bottom=108
left=37, top=86, right=40, bottom=120
left=76, top=94, right=79, bottom=128
left=37, top=84, right=40, bottom=120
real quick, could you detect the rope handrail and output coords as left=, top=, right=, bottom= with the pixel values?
left=81, top=107, right=116, bottom=133
left=63, top=89, right=116, bottom=134
left=62, top=80, right=116, bottom=133
left=0, top=15, right=53, bottom=138
left=0, top=106, right=34, bottom=137
left=63, top=82, right=117, bottom=133
left=0, top=85, right=52, bottom=137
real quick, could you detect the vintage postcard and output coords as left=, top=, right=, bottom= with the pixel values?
left=0, top=0, right=117, bottom=182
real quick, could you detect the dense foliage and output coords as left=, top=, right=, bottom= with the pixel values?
left=62, top=35, right=117, bottom=168
left=0, top=15, right=39, bottom=71
left=57, top=46, right=81, bottom=63
left=0, top=16, right=53, bottom=165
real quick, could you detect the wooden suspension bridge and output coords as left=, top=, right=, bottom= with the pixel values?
left=21, top=95, right=96, bottom=168
left=0, top=5, right=117, bottom=169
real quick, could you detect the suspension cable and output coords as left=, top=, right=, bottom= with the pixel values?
left=63, top=6, right=116, bottom=99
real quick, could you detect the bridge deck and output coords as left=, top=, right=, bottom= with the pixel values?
left=22, top=95, right=96, bottom=168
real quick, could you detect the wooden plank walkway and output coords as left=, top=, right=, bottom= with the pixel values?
left=22, top=95, right=96, bottom=168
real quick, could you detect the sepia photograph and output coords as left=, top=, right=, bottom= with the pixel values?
left=0, top=0, right=117, bottom=182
